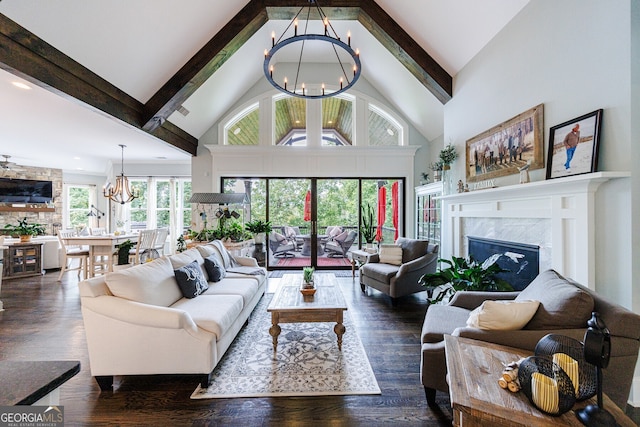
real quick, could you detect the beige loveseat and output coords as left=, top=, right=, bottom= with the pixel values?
left=79, top=240, right=266, bottom=390
left=421, top=269, right=640, bottom=410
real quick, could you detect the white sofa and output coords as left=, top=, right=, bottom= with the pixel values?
left=78, top=240, right=266, bottom=390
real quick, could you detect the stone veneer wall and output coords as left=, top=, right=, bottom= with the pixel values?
left=0, top=166, right=63, bottom=235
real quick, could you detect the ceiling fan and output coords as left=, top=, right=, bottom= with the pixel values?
left=0, top=154, right=25, bottom=171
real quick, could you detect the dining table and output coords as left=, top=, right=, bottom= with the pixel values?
left=62, top=233, right=138, bottom=278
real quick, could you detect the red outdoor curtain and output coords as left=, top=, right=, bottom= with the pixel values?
left=392, top=181, right=399, bottom=240
left=303, top=190, right=311, bottom=221
left=376, top=186, right=387, bottom=241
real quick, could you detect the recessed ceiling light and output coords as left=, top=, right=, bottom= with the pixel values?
left=386, top=128, right=395, bottom=136
left=76, top=167, right=84, bottom=171
left=295, top=120, right=300, bottom=124
left=327, top=120, right=333, bottom=124
left=12, top=82, right=31, bottom=90
left=73, top=156, right=81, bottom=160
left=233, top=128, right=241, bottom=135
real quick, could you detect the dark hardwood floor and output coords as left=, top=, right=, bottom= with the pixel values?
left=0, top=269, right=454, bottom=426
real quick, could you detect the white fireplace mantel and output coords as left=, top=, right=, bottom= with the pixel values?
left=439, top=172, right=630, bottom=289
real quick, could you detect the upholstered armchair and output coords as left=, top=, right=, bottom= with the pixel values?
left=359, top=238, right=438, bottom=305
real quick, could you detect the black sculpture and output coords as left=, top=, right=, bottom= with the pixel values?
left=576, top=312, right=616, bottom=426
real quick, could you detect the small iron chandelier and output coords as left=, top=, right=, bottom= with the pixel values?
left=103, top=144, right=138, bottom=205
left=263, top=0, right=361, bottom=99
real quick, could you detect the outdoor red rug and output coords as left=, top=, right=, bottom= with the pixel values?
left=276, top=257, right=351, bottom=267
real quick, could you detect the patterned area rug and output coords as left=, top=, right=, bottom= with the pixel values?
left=191, top=295, right=380, bottom=399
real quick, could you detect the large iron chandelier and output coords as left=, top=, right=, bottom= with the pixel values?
left=103, top=144, right=138, bottom=205
left=263, top=0, right=361, bottom=99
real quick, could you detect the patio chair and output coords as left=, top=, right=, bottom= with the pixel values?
left=325, top=230, right=357, bottom=258
left=269, top=231, right=296, bottom=258
left=283, top=226, right=303, bottom=251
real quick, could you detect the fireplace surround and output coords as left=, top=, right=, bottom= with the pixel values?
left=439, top=172, right=629, bottom=290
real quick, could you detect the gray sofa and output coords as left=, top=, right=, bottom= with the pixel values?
left=421, top=269, right=640, bottom=410
left=359, top=238, right=438, bottom=304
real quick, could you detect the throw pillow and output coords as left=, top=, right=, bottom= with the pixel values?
left=174, top=260, right=209, bottom=299
left=379, top=244, right=403, bottom=265
left=204, top=254, right=226, bottom=282
left=328, top=226, right=343, bottom=237
left=466, top=300, right=540, bottom=330
left=333, top=230, right=349, bottom=242
left=515, top=269, right=594, bottom=329
left=105, top=257, right=182, bottom=307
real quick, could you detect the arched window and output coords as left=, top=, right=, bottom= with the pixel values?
left=368, top=103, right=402, bottom=146
left=224, top=102, right=259, bottom=145
left=322, top=95, right=354, bottom=146
left=274, top=95, right=306, bottom=146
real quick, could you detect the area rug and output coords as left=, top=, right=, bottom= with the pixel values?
left=276, top=257, right=352, bottom=267
left=191, top=295, right=380, bottom=399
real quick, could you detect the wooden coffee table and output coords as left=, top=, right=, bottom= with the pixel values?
left=267, top=273, right=347, bottom=352
left=444, top=335, right=635, bottom=427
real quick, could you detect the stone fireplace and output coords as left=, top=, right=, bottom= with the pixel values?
left=439, top=172, right=629, bottom=290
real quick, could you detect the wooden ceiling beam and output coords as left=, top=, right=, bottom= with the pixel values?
left=141, top=1, right=268, bottom=132
left=0, top=14, right=198, bottom=156
left=358, top=1, right=452, bottom=103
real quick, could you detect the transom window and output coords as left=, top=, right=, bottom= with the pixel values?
left=222, top=91, right=405, bottom=146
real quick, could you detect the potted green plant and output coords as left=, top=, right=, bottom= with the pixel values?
left=4, top=217, right=46, bottom=242
left=176, top=235, right=186, bottom=253
left=360, top=203, right=376, bottom=250
left=430, top=161, right=443, bottom=182
left=116, top=239, right=135, bottom=265
left=418, top=254, right=513, bottom=304
left=245, top=219, right=272, bottom=245
left=439, top=143, right=458, bottom=166
left=302, top=267, right=315, bottom=288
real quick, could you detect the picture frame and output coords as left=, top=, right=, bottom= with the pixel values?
left=545, top=109, right=603, bottom=180
left=465, top=104, right=544, bottom=183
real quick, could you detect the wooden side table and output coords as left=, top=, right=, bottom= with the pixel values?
left=350, top=249, right=375, bottom=278
left=444, top=335, right=635, bottom=427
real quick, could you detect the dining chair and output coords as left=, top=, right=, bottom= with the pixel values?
left=89, top=227, right=106, bottom=236
left=152, top=228, right=169, bottom=256
left=57, top=229, right=89, bottom=281
left=129, top=229, right=158, bottom=264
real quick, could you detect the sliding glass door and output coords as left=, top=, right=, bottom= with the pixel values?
left=222, top=177, right=404, bottom=270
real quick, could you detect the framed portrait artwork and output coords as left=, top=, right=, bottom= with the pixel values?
left=465, top=104, right=545, bottom=183
left=545, top=109, right=603, bottom=180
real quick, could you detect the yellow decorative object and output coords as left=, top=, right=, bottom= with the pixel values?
left=553, top=352, right=579, bottom=394
left=531, top=372, right=559, bottom=414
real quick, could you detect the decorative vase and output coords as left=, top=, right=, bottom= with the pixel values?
left=433, top=170, right=442, bottom=182
left=252, top=242, right=266, bottom=266
left=442, top=164, right=454, bottom=195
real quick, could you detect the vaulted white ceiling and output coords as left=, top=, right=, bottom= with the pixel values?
left=0, top=0, right=528, bottom=175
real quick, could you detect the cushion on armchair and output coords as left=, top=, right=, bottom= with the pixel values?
left=379, top=244, right=403, bottom=265
left=516, top=269, right=594, bottom=330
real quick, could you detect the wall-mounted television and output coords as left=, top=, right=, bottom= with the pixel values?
left=0, top=177, right=53, bottom=203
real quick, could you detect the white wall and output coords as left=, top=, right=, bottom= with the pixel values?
left=444, top=0, right=638, bottom=405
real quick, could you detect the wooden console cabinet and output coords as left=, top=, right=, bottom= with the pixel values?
left=2, top=242, right=43, bottom=279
